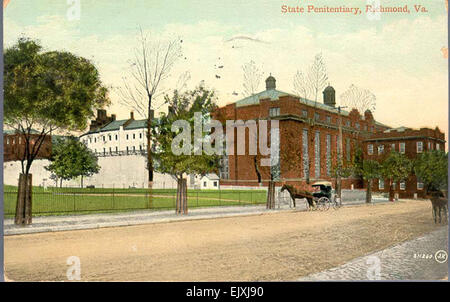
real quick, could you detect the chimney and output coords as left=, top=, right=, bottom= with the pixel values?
left=265, top=75, right=276, bottom=90
left=323, top=86, right=336, bottom=107
left=130, top=111, right=134, bottom=120
left=111, top=114, right=116, bottom=121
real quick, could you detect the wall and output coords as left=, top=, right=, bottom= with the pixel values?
left=3, top=155, right=178, bottom=189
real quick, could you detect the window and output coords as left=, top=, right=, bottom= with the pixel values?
left=103, top=136, right=105, bottom=142
left=346, top=120, right=350, bottom=127
left=368, top=144, right=374, bottom=155
left=94, top=138, right=97, bottom=143
left=213, top=181, right=218, bottom=187
left=363, top=124, right=367, bottom=131
left=399, top=142, right=405, bottom=154
left=139, top=133, right=142, bottom=139
left=302, top=129, right=309, bottom=179
left=115, top=146, right=118, bottom=152
left=314, top=113, right=320, bottom=121
left=103, top=148, right=106, bottom=154
left=126, top=134, right=129, bottom=140
left=417, top=181, right=424, bottom=190
left=269, top=107, right=280, bottom=117
left=133, top=133, right=136, bottom=139
left=346, top=138, right=351, bottom=162
left=391, top=143, right=396, bottom=151
left=400, top=181, right=406, bottom=190
left=392, top=182, right=396, bottom=190
left=436, top=143, right=440, bottom=150
left=427, top=142, right=431, bottom=150
left=416, top=141, right=423, bottom=153
left=326, top=116, right=331, bottom=124
left=326, top=134, right=331, bottom=176
left=126, top=146, right=129, bottom=154
left=203, top=181, right=207, bottom=187
left=379, top=179, right=384, bottom=190
left=109, top=135, right=112, bottom=141
left=115, top=135, right=118, bottom=140
left=302, top=110, right=308, bottom=118
left=109, top=147, right=112, bottom=153
left=219, top=156, right=229, bottom=179
left=314, top=131, right=320, bottom=178
left=355, top=123, right=360, bottom=130
left=133, top=146, right=136, bottom=152
left=378, top=145, right=384, bottom=155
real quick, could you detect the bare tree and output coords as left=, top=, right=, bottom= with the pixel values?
left=340, top=84, right=376, bottom=114
left=308, top=53, right=328, bottom=103
left=242, top=60, right=263, bottom=96
left=293, top=70, right=312, bottom=100
left=118, top=28, right=182, bottom=188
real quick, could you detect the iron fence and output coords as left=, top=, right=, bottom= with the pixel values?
left=3, top=188, right=267, bottom=216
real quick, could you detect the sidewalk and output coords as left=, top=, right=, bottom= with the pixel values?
left=3, top=198, right=389, bottom=236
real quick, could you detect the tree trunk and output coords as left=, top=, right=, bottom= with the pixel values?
left=176, top=178, right=188, bottom=215
left=366, top=179, right=372, bottom=203
left=15, top=173, right=32, bottom=225
left=388, top=180, right=394, bottom=202
left=266, top=181, right=276, bottom=209
left=81, top=176, right=84, bottom=188
left=60, top=178, right=63, bottom=188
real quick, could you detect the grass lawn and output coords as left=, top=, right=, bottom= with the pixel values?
left=3, top=185, right=267, bottom=217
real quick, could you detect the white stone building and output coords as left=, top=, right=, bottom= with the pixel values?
left=77, top=111, right=178, bottom=189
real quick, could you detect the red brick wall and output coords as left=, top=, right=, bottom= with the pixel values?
left=3, top=134, right=52, bottom=162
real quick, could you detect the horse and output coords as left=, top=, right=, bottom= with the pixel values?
left=428, top=191, right=448, bottom=224
left=280, top=184, right=316, bottom=209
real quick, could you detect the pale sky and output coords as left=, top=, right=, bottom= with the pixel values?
left=3, top=0, right=449, bottom=142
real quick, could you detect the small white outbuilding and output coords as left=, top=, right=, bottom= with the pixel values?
left=199, top=174, right=220, bottom=190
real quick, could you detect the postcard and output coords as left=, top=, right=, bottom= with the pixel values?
left=1, top=0, right=448, bottom=287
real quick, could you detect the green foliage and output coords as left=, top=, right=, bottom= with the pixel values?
left=4, top=38, right=109, bottom=131
left=4, top=38, right=109, bottom=177
left=380, top=151, right=412, bottom=182
left=151, top=84, right=220, bottom=178
left=352, top=147, right=364, bottom=177
left=414, top=150, right=448, bottom=192
left=361, top=160, right=381, bottom=180
left=46, top=137, right=100, bottom=181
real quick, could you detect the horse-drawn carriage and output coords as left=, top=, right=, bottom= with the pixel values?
left=281, top=181, right=339, bottom=211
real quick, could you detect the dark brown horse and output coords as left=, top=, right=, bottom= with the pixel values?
left=428, top=191, right=448, bottom=224
left=281, top=184, right=316, bottom=209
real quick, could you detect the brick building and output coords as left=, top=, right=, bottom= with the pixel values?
left=3, top=129, right=52, bottom=162
left=363, top=126, right=446, bottom=198
left=214, top=76, right=445, bottom=197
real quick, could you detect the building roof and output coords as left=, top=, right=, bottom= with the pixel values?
left=81, top=118, right=152, bottom=136
left=3, top=129, right=40, bottom=135
left=202, top=173, right=219, bottom=180
left=235, top=88, right=352, bottom=117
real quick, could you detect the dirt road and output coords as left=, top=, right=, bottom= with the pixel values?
left=4, top=200, right=446, bottom=281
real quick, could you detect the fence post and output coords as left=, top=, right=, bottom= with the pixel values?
left=73, top=192, right=76, bottom=212
left=112, top=186, right=115, bottom=210
left=197, top=191, right=199, bottom=207
left=251, top=191, right=253, bottom=205
left=239, top=191, right=241, bottom=205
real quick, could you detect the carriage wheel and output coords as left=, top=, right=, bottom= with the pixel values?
left=317, top=197, right=330, bottom=211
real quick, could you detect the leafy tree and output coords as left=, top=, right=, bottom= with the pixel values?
left=413, top=150, right=448, bottom=194
left=361, top=160, right=381, bottom=203
left=151, top=84, right=220, bottom=214
left=380, top=151, right=413, bottom=201
left=46, top=137, right=100, bottom=188
left=4, top=38, right=109, bottom=224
